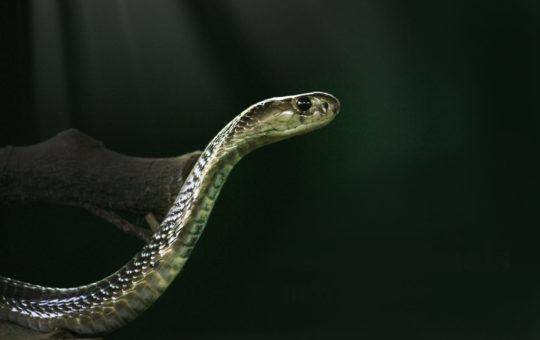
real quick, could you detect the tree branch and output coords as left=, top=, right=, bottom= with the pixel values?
left=0, top=129, right=200, bottom=231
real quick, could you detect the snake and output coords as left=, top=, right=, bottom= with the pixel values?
left=0, top=92, right=340, bottom=336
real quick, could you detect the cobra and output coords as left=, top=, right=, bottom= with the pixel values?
left=0, top=92, right=340, bottom=336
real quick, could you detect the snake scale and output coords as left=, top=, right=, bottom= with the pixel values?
left=0, top=92, right=340, bottom=336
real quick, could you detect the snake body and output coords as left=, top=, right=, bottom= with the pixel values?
left=0, top=92, right=339, bottom=336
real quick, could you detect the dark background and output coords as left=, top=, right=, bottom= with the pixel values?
left=1, top=1, right=539, bottom=339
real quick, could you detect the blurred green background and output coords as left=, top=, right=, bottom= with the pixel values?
left=1, top=0, right=539, bottom=339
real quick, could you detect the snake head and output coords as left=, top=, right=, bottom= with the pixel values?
left=232, top=92, right=340, bottom=149
left=271, top=91, right=340, bottom=135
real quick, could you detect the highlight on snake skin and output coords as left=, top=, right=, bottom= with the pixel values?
left=0, top=92, right=340, bottom=336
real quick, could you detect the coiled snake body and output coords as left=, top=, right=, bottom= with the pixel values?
left=0, top=92, right=339, bottom=336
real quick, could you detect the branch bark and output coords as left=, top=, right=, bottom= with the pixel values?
left=0, top=129, right=201, bottom=339
left=0, top=129, right=201, bottom=234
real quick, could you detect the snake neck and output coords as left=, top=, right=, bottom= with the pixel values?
left=135, top=124, right=248, bottom=296
left=157, top=137, right=243, bottom=258
left=160, top=119, right=249, bottom=242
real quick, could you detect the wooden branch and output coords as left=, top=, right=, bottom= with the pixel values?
left=0, top=129, right=201, bottom=339
left=0, top=128, right=201, bottom=224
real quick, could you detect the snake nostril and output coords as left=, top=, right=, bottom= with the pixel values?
left=322, top=102, right=329, bottom=112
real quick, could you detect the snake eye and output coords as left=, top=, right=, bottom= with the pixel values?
left=296, top=96, right=312, bottom=112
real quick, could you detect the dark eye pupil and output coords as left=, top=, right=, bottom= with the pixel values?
left=296, top=96, right=311, bottom=112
